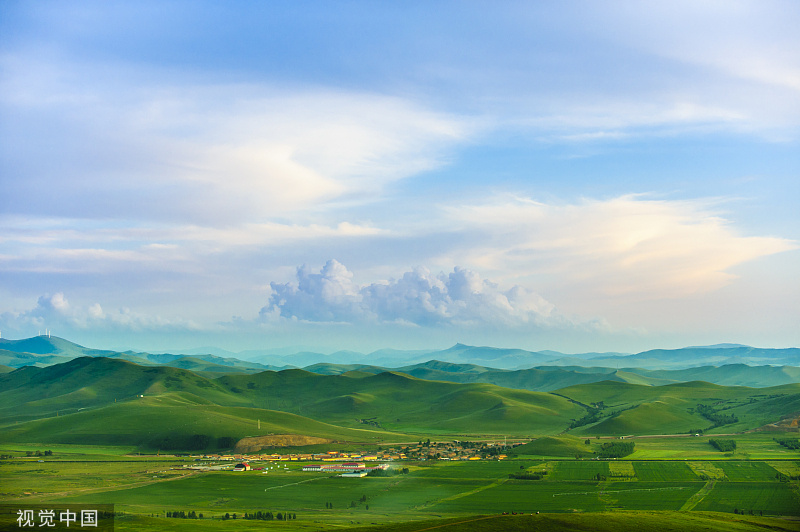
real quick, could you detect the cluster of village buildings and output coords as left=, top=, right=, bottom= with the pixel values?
left=192, top=440, right=518, bottom=467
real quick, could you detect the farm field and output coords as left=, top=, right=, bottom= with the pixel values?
left=2, top=439, right=799, bottom=531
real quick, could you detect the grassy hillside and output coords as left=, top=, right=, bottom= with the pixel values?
left=625, top=364, right=800, bottom=387
left=556, top=380, right=800, bottom=435
left=0, top=393, right=397, bottom=449
left=303, top=359, right=800, bottom=390
left=0, top=336, right=115, bottom=357
left=216, top=369, right=586, bottom=434
left=510, top=435, right=592, bottom=457
left=0, top=357, right=585, bottom=444
left=0, top=348, right=75, bottom=368
left=0, top=357, right=247, bottom=421
left=3, top=356, right=799, bottom=447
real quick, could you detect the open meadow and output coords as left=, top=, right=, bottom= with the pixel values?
left=2, top=432, right=799, bottom=532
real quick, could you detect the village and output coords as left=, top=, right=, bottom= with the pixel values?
left=181, top=440, right=523, bottom=477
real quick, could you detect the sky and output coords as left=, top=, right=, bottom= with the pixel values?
left=1, top=1, right=798, bottom=356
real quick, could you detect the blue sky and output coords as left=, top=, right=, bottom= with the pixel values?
left=1, top=1, right=798, bottom=355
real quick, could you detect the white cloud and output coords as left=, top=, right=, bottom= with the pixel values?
left=0, top=56, right=474, bottom=224
left=442, top=194, right=797, bottom=299
left=262, top=260, right=567, bottom=328
left=0, top=293, right=200, bottom=334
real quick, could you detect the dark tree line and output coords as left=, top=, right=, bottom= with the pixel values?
left=242, top=511, right=296, bottom=520
left=166, top=511, right=201, bottom=519
left=776, top=437, right=800, bottom=450
left=695, top=404, right=738, bottom=428
left=709, top=439, right=736, bottom=452
left=596, top=441, right=635, bottom=458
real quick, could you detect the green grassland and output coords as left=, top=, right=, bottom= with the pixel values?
left=3, top=357, right=800, bottom=452
left=3, top=353, right=800, bottom=531
left=2, top=437, right=800, bottom=531
left=334, top=512, right=800, bottom=532
left=0, top=394, right=399, bottom=449
left=0, top=358, right=588, bottom=449
left=555, top=380, right=800, bottom=436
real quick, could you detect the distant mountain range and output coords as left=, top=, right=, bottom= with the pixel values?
left=1, top=336, right=798, bottom=390
left=0, top=336, right=284, bottom=376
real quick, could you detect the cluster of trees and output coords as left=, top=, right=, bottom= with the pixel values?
left=695, top=404, right=739, bottom=428
left=348, top=495, right=369, bottom=509
left=150, top=434, right=239, bottom=451
left=216, top=436, right=237, bottom=449
left=242, top=511, right=296, bottom=520
left=25, top=450, right=53, bottom=457
left=166, top=511, right=201, bottom=519
left=596, top=441, right=635, bottom=458
left=775, top=438, right=800, bottom=450
left=569, top=407, right=603, bottom=429
left=734, top=509, right=763, bottom=516
left=151, top=434, right=211, bottom=451
left=508, top=470, right=547, bottom=480
left=709, top=439, right=736, bottom=452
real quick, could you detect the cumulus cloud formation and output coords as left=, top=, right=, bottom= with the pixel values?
left=0, top=293, right=199, bottom=335
left=262, top=260, right=561, bottom=328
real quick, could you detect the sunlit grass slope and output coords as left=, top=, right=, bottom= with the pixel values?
left=217, top=369, right=586, bottom=434
left=0, top=393, right=396, bottom=449
left=555, top=380, right=800, bottom=435
left=0, top=357, right=244, bottom=421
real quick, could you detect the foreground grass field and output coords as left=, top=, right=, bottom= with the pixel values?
left=2, top=435, right=798, bottom=531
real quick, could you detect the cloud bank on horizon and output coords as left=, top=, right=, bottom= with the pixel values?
left=0, top=1, right=798, bottom=353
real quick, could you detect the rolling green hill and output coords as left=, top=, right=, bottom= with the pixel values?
left=0, top=357, right=247, bottom=421
left=302, top=359, right=800, bottom=391
left=555, top=380, right=800, bottom=435
left=624, top=364, right=800, bottom=387
left=214, top=368, right=586, bottom=434
left=510, top=434, right=592, bottom=457
left=0, top=393, right=398, bottom=449
left=3, top=354, right=799, bottom=449
left=0, top=348, right=75, bottom=368
left=0, top=357, right=585, bottom=446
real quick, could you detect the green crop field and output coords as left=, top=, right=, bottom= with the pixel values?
left=633, top=461, right=699, bottom=481
left=716, top=461, right=781, bottom=481
left=549, top=460, right=609, bottom=480
left=333, top=512, right=800, bottom=532
left=693, top=482, right=800, bottom=515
